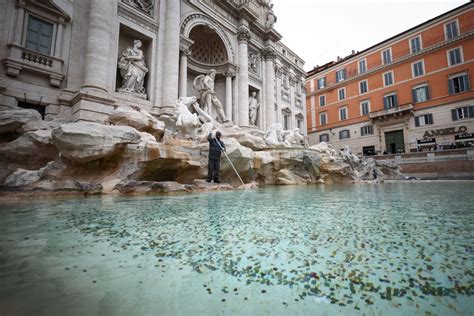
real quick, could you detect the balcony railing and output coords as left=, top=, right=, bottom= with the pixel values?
left=369, top=103, right=413, bottom=119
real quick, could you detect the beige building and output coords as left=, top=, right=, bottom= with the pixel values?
left=0, top=0, right=306, bottom=132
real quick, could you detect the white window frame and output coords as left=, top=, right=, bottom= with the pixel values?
left=447, top=46, right=464, bottom=67
left=319, top=112, right=327, bottom=125
left=444, top=19, right=459, bottom=41
left=339, top=106, right=348, bottom=121
left=361, top=125, right=374, bottom=136
left=319, top=133, right=329, bottom=142
left=358, top=58, right=367, bottom=74
left=360, top=99, right=371, bottom=116
left=319, top=94, right=326, bottom=107
left=24, top=12, right=58, bottom=56
left=412, top=83, right=429, bottom=103
left=448, top=72, right=470, bottom=94
left=338, top=87, right=346, bottom=101
left=381, top=48, right=392, bottom=65
left=335, top=68, right=346, bottom=83
left=384, top=92, right=398, bottom=109
left=456, top=107, right=469, bottom=119
left=411, top=60, right=425, bottom=78
left=339, top=129, right=350, bottom=140
left=409, top=35, right=423, bottom=54
left=359, top=79, right=369, bottom=94
left=383, top=70, right=394, bottom=86
left=317, top=77, right=326, bottom=89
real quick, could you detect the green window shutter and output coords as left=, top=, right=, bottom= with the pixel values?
left=425, top=86, right=431, bottom=101
left=468, top=106, right=474, bottom=118
left=448, top=79, right=455, bottom=95
left=427, top=114, right=434, bottom=125
left=462, top=75, right=470, bottom=92
left=415, top=116, right=420, bottom=127
left=412, top=89, right=417, bottom=103
left=394, top=95, right=398, bottom=106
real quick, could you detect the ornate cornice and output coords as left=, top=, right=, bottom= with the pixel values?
left=118, top=2, right=159, bottom=33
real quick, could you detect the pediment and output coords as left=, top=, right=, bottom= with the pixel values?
left=24, top=0, right=71, bottom=21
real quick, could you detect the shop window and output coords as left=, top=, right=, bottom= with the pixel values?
left=339, top=129, right=350, bottom=140
left=319, top=133, right=329, bottom=142
left=415, top=113, right=433, bottom=127
left=448, top=73, right=470, bottom=95
left=383, top=93, right=398, bottom=109
left=412, top=85, right=430, bottom=103
left=363, top=146, right=376, bottom=156
left=452, top=106, right=474, bottom=121
left=26, top=15, right=54, bottom=55
left=360, top=125, right=374, bottom=136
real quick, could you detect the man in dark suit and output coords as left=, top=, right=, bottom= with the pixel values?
left=206, top=131, right=225, bottom=183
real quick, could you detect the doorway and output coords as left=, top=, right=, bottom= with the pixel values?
left=384, top=130, right=405, bottom=154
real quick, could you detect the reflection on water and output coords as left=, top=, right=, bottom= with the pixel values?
left=0, top=183, right=473, bottom=315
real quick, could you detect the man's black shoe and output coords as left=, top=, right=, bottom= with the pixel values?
left=206, top=179, right=211, bottom=183
left=214, top=180, right=221, bottom=183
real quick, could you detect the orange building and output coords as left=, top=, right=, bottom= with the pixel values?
left=306, top=2, right=474, bottom=155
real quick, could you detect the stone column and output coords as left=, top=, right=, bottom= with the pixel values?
left=262, top=47, right=276, bottom=130
left=161, top=0, right=181, bottom=109
left=224, top=71, right=235, bottom=121
left=232, top=73, right=239, bottom=124
left=54, top=20, right=64, bottom=58
left=237, top=28, right=251, bottom=127
left=13, top=2, right=26, bottom=45
left=289, top=73, right=296, bottom=129
left=178, top=47, right=191, bottom=98
left=82, top=0, right=114, bottom=92
left=274, top=64, right=282, bottom=124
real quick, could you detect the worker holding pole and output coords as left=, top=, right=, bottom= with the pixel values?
left=206, top=131, right=225, bottom=183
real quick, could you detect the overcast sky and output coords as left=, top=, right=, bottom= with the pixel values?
left=272, top=0, right=468, bottom=71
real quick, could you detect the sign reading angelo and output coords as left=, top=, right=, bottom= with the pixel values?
left=423, top=126, right=467, bottom=138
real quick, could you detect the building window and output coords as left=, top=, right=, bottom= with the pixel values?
left=410, top=36, right=422, bottom=54
left=360, top=125, right=374, bottom=136
left=448, top=73, right=470, bottom=95
left=447, top=47, right=463, bottom=66
left=319, top=112, right=327, bottom=125
left=452, top=106, right=474, bottom=121
left=25, top=15, right=54, bottom=55
left=319, top=134, right=329, bottom=142
left=412, top=85, right=430, bottom=103
left=338, top=88, right=346, bottom=100
left=283, top=113, right=290, bottom=130
left=296, top=117, right=303, bottom=129
left=415, top=113, right=433, bottom=127
left=383, top=93, right=398, bottom=109
left=383, top=71, right=394, bottom=86
left=360, top=100, right=370, bottom=115
left=339, top=107, right=348, bottom=121
left=317, top=77, right=326, bottom=89
left=358, top=58, right=367, bottom=74
left=336, top=69, right=346, bottom=82
left=412, top=60, right=424, bottom=78
left=382, top=48, right=392, bottom=65
left=359, top=80, right=368, bottom=94
left=445, top=20, right=459, bottom=40
left=339, top=129, right=350, bottom=140
left=319, top=95, right=326, bottom=106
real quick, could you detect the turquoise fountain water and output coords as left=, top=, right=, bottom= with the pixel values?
left=0, top=182, right=473, bottom=315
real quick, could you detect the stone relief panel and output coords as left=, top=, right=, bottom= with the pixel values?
left=121, top=0, right=154, bottom=17
left=248, top=49, right=260, bottom=76
left=118, top=2, right=159, bottom=33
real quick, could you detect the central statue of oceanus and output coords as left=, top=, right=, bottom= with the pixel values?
left=193, top=69, right=229, bottom=123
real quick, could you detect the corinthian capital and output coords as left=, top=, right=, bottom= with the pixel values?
left=261, top=47, right=276, bottom=62
left=237, top=28, right=251, bottom=43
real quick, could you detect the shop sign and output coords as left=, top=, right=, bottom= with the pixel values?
left=423, top=126, right=467, bottom=138
left=417, top=138, right=435, bottom=144
left=455, top=133, right=474, bottom=141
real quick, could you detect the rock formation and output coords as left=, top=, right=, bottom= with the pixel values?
left=0, top=103, right=402, bottom=196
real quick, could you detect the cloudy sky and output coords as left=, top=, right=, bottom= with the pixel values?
left=271, top=0, right=468, bottom=71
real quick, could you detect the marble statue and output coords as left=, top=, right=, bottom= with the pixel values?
left=193, top=69, right=229, bottom=123
left=249, top=52, right=259, bottom=73
left=264, top=123, right=284, bottom=146
left=283, top=128, right=305, bottom=146
left=118, top=39, right=148, bottom=99
left=248, top=91, right=260, bottom=126
left=174, top=96, right=201, bottom=137
left=265, top=4, right=277, bottom=29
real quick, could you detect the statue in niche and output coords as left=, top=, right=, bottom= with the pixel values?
left=118, top=39, right=148, bottom=99
left=265, top=4, right=277, bottom=29
left=248, top=91, right=260, bottom=126
left=249, top=52, right=259, bottom=73
left=193, top=69, right=229, bottom=123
